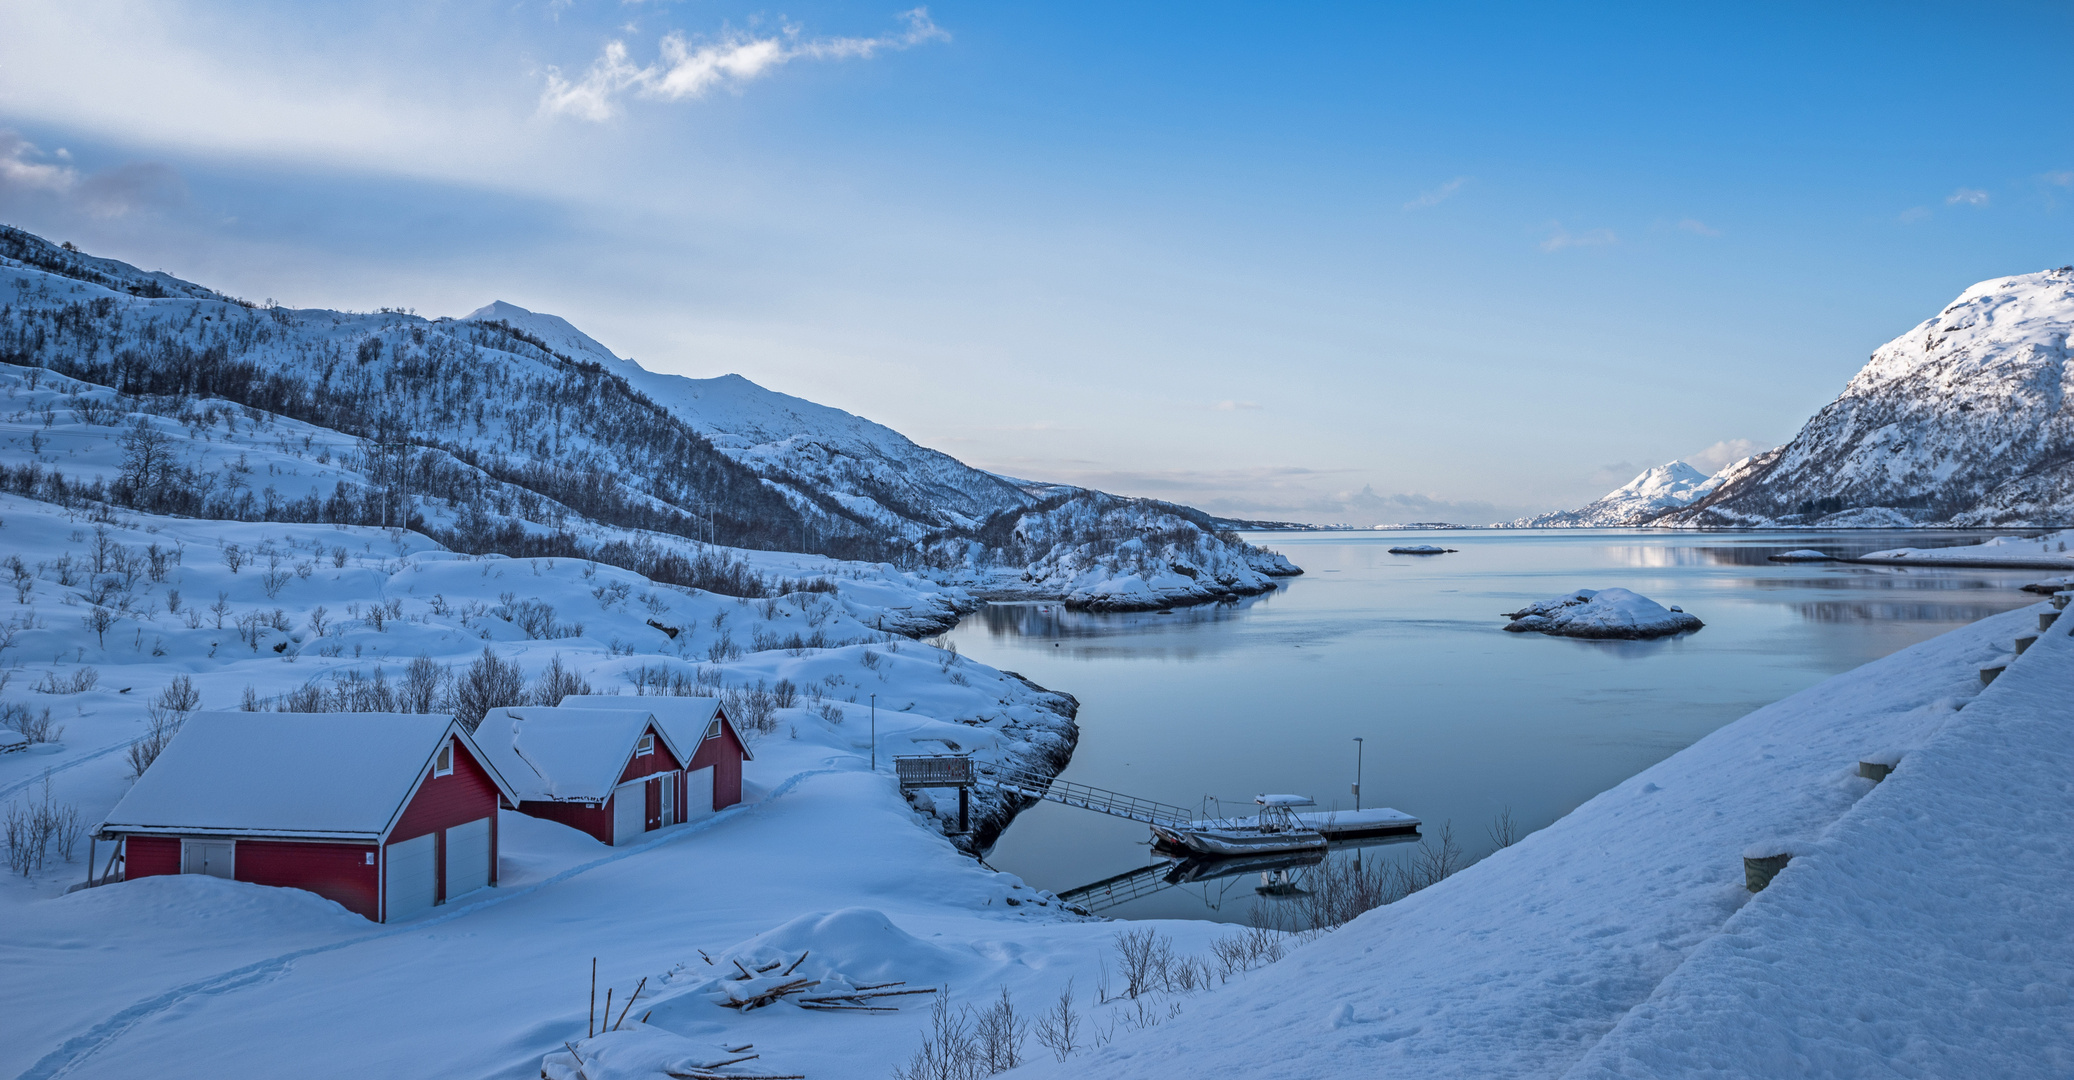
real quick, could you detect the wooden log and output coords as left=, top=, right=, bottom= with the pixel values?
left=1858, top=760, right=1893, bottom=782
left=613, top=977, right=647, bottom=1030
left=782, top=951, right=810, bottom=977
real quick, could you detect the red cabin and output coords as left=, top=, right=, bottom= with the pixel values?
left=477, top=699, right=750, bottom=846
left=98, top=711, right=518, bottom=923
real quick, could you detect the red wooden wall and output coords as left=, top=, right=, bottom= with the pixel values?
left=123, top=835, right=180, bottom=877
left=518, top=799, right=615, bottom=844
left=389, top=739, right=503, bottom=903
left=238, top=840, right=379, bottom=919
left=616, top=724, right=681, bottom=783
left=686, top=721, right=747, bottom=809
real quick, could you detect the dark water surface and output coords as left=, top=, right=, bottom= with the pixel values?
left=946, top=529, right=2049, bottom=924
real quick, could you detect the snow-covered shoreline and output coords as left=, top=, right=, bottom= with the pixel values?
left=1017, top=598, right=2072, bottom=1078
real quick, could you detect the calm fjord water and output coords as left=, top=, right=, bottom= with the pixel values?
left=947, top=529, right=2047, bottom=924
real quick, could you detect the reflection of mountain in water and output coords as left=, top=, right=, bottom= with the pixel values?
left=971, top=591, right=1282, bottom=650
left=1605, top=531, right=2051, bottom=569
left=1749, top=571, right=2027, bottom=593
left=1794, top=601, right=2016, bottom=624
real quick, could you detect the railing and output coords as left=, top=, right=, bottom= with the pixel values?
left=1056, top=862, right=1175, bottom=913
left=895, top=754, right=975, bottom=788
left=977, top=764, right=1193, bottom=827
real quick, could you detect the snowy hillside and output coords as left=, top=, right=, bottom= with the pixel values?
left=0, top=224, right=1295, bottom=608
left=462, top=302, right=1035, bottom=536
left=1669, top=267, right=2074, bottom=527
left=1504, top=460, right=1731, bottom=527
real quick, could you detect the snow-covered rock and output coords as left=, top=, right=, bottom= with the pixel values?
left=1854, top=530, right=2074, bottom=569
left=1506, top=460, right=1732, bottom=528
left=1766, top=549, right=1836, bottom=562
left=1386, top=544, right=1456, bottom=555
left=1671, top=267, right=2074, bottom=527
left=1500, top=588, right=1703, bottom=639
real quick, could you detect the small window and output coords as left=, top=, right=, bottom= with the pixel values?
left=433, top=741, right=453, bottom=777
left=704, top=720, right=721, bottom=741
left=636, top=733, right=654, bottom=757
left=364, top=851, right=375, bottom=865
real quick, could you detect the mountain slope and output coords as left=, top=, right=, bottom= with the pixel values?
left=1506, top=460, right=1729, bottom=527
left=1669, top=267, right=2074, bottom=527
left=462, top=302, right=1035, bottom=535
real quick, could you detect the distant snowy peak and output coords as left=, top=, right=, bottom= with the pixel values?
left=1507, top=459, right=1730, bottom=528
left=459, top=302, right=1034, bottom=535
left=1668, top=266, right=2074, bottom=527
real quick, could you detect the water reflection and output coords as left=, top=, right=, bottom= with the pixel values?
left=955, top=529, right=2043, bottom=924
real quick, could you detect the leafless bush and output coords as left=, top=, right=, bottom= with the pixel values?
left=82, top=605, right=115, bottom=646
left=221, top=543, right=244, bottom=573
left=720, top=680, right=777, bottom=735
left=453, top=648, right=524, bottom=731
left=1032, top=980, right=1082, bottom=1062
left=5, top=777, right=83, bottom=876
left=860, top=648, right=882, bottom=671
left=971, top=987, right=1028, bottom=1074
left=401, top=655, right=450, bottom=713
left=1210, top=923, right=1287, bottom=980
left=626, top=663, right=710, bottom=697
left=771, top=678, right=798, bottom=710
left=261, top=566, right=291, bottom=598
left=32, top=667, right=98, bottom=694
left=307, top=605, right=329, bottom=637
left=895, top=989, right=1027, bottom=1080
left=1112, top=927, right=1176, bottom=1000
left=128, top=676, right=199, bottom=777
left=1488, top=807, right=1522, bottom=850
left=331, top=545, right=348, bottom=569
left=706, top=632, right=739, bottom=662
left=818, top=702, right=844, bottom=724
left=528, top=654, right=593, bottom=706
left=1, top=701, right=61, bottom=744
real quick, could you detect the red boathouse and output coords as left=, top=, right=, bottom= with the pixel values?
left=476, top=700, right=750, bottom=845
left=98, top=711, right=518, bottom=923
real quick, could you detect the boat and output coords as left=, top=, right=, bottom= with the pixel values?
left=1149, top=794, right=1329, bottom=857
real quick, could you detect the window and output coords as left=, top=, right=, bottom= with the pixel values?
left=365, top=851, right=375, bottom=865
left=704, top=720, right=721, bottom=741
left=636, top=733, right=654, bottom=757
left=433, top=741, right=453, bottom=777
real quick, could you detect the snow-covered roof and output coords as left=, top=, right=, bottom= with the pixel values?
left=100, top=712, right=509, bottom=841
left=555, top=695, right=754, bottom=763
left=475, top=707, right=686, bottom=803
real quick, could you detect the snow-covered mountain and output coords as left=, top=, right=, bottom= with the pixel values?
left=1668, top=267, right=2074, bottom=527
left=0, top=224, right=1293, bottom=608
left=1505, top=460, right=1731, bottom=527
left=461, top=302, right=1035, bottom=535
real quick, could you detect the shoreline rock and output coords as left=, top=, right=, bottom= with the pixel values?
left=1502, top=587, right=1703, bottom=639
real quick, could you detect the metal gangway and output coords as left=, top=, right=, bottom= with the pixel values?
left=975, top=762, right=1194, bottom=827
left=1056, top=862, right=1175, bottom=913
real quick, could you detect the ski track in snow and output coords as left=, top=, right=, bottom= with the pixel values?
left=12, top=767, right=836, bottom=1080
left=0, top=741, right=135, bottom=801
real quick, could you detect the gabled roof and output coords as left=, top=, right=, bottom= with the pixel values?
left=555, top=694, right=753, bottom=762
left=100, top=712, right=514, bottom=842
left=475, top=706, right=686, bottom=803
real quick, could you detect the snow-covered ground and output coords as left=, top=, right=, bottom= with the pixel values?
left=1500, top=587, right=1703, bottom=639
left=1855, top=530, right=2074, bottom=570
left=1016, top=598, right=2071, bottom=1079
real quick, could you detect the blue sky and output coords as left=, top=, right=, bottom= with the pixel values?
left=3, top=2, right=2070, bottom=523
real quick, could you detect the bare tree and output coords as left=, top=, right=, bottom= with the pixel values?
left=1033, top=980, right=1082, bottom=1063
left=452, top=648, right=524, bottom=731
left=528, top=653, right=592, bottom=707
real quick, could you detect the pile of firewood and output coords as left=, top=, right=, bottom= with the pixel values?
left=705, top=950, right=938, bottom=1015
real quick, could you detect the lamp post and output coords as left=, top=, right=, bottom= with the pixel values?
left=1351, top=737, right=1364, bottom=811
left=870, top=693, right=878, bottom=772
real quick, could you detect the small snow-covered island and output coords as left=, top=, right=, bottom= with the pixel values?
left=1386, top=544, right=1456, bottom=555
left=1501, top=588, right=1704, bottom=639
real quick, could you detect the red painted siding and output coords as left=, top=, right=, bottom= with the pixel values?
left=390, top=739, right=503, bottom=903
left=687, top=720, right=747, bottom=809
left=237, top=839, right=380, bottom=919
left=616, top=724, right=682, bottom=784
left=123, top=835, right=181, bottom=879
left=519, top=799, right=614, bottom=845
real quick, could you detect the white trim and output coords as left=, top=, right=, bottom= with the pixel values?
left=432, top=740, right=454, bottom=777
left=635, top=733, right=654, bottom=757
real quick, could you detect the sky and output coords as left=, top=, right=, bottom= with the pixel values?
left=2, top=2, right=2071, bottom=524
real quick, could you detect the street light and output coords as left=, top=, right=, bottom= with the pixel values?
left=1351, top=737, right=1364, bottom=811
left=870, top=693, right=877, bottom=772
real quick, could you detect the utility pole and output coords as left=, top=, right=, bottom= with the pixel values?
left=1352, top=737, right=1364, bottom=811
left=870, top=693, right=878, bottom=772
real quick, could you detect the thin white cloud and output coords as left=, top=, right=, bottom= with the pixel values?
left=1539, top=223, right=1616, bottom=252
left=1212, top=400, right=1263, bottom=411
left=1946, top=187, right=1990, bottom=207
left=1899, top=206, right=1931, bottom=224
left=1403, top=176, right=1470, bottom=211
left=0, top=131, right=183, bottom=218
left=542, top=9, right=949, bottom=121
left=1686, top=437, right=1764, bottom=474
left=2046, top=171, right=2074, bottom=187
left=1676, top=218, right=1721, bottom=237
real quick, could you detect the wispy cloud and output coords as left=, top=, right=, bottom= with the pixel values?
left=542, top=8, right=949, bottom=121
left=2047, top=171, right=2074, bottom=187
left=1946, top=187, right=1990, bottom=207
left=1685, top=437, right=1764, bottom=474
left=1403, top=176, right=1470, bottom=211
left=1898, top=206, right=1931, bottom=224
left=1539, top=223, right=1617, bottom=252
left=1676, top=217, right=1721, bottom=237
left=1211, top=400, right=1262, bottom=411
left=0, top=131, right=183, bottom=218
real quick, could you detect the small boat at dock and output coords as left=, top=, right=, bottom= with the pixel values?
left=1151, top=794, right=1331, bottom=857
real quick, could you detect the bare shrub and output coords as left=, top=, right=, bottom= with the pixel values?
left=0, top=701, right=61, bottom=744
left=893, top=992, right=981, bottom=1080
left=771, top=677, right=798, bottom=710
left=1488, top=807, right=1522, bottom=850
left=221, top=543, right=244, bottom=573
left=453, top=648, right=525, bottom=731
left=5, top=777, right=84, bottom=876
left=720, top=680, right=777, bottom=735
left=1112, top=927, right=1175, bottom=999
left=400, top=655, right=450, bottom=713
left=528, top=654, right=593, bottom=706
left=971, top=987, right=1029, bottom=1074
left=1033, top=979, right=1082, bottom=1062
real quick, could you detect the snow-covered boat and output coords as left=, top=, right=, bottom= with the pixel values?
left=1150, top=794, right=1329, bottom=857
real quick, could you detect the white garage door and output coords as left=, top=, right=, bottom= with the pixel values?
left=445, top=817, right=491, bottom=900
left=385, top=833, right=437, bottom=922
left=181, top=840, right=234, bottom=879
left=683, top=767, right=716, bottom=824
left=612, top=780, right=646, bottom=845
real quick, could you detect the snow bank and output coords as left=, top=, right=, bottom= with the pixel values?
left=1500, top=587, right=1703, bottom=639
left=1016, top=602, right=2050, bottom=1080
left=1856, top=530, right=2074, bottom=569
